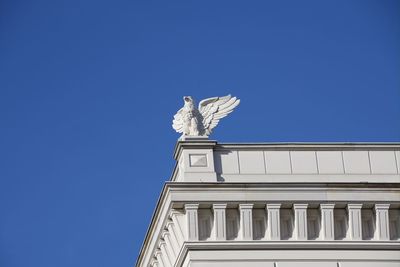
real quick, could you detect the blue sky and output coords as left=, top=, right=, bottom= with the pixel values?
left=1, top=0, right=399, bottom=266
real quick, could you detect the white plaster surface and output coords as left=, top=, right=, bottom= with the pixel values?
left=264, top=151, right=292, bottom=174
left=277, top=263, right=337, bottom=267
left=317, top=151, right=344, bottom=174
left=214, top=150, right=239, bottom=174
left=238, top=151, right=265, bottom=174
left=290, top=151, right=318, bottom=174
left=190, top=262, right=275, bottom=267
left=369, top=151, right=398, bottom=174
left=343, top=151, right=370, bottom=174
left=178, top=143, right=400, bottom=182
left=189, top=154, right=207, bottom=167
left=184, top=249, right=400, bottom=267
left=340, top=263, right=399, bottom=267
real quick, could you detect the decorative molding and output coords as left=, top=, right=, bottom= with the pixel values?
left=320, top=204, right=335, bottom=240
left=375, top=204, right=390, bottom=240
left=154, top=250, right=165, bottom=267
left=169, top=210, right=185, bottom=245
left=293, top=204, right=308, bottom=240
left=174, top=241, right=400, bottom=267
left=347, top=204, right=363, bottom=240
left=239, top=204, right=254, bottom=240
left=136, top=142, right=400, bottom=267
left=267, top=204, right=281, bottom=240
left=213, top=204, right=227, bottom=240
left=185, top=204, right=199, bottom=241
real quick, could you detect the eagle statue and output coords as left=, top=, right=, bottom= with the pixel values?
left=172, top=95, right=240, bottom=138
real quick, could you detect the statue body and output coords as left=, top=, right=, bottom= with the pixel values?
left=181, top=97, right=201, bottom=136
left=173, top=95, right=240, bottom=137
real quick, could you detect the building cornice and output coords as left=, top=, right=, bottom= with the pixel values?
left=216, top=142, right=400, bottom=150
left=217, top=142, right=400, bottom=146
left=170, top=142, right=400, bottom=182
left=135, top=182, right=400, bottom=266
left=137, top=142, right=400, bottom=266
left=175, top=241, right=400, bottom=267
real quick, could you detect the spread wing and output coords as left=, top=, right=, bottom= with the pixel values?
left=172, top=108, right=184, bottom=133
left=198, top=95, right=240, bottom=135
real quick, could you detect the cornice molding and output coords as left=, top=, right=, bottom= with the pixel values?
left=175, top=241, right=400, bottom=267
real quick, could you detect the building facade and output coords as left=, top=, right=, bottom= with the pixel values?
left=136, top=139, right=400, bottom=267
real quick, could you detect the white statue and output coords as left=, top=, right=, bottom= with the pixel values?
left=172, top=95, right=240, bottom=137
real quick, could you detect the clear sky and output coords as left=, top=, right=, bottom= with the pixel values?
left=1, top=0, right=399, bottom=266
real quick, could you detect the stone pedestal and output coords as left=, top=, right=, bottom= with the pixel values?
left=173, top=139, right=217, bottom=182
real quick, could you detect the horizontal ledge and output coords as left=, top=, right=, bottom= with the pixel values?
left=174, top=241, right=400, bottom=266
left=165, top=182, right=400, bottom=188
left=171, top=174, right=400, bottom=183
left=183, top=240, right=400, bottom=250
left=215, top=142, right=400, bottom=150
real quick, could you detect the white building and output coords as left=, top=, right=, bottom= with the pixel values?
left=136, top=138, right=400, bottom=267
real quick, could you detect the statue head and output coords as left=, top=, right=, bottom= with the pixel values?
left=183, top=96, right=193, bottom=103
left=183, top=96, right=195, bottom=108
